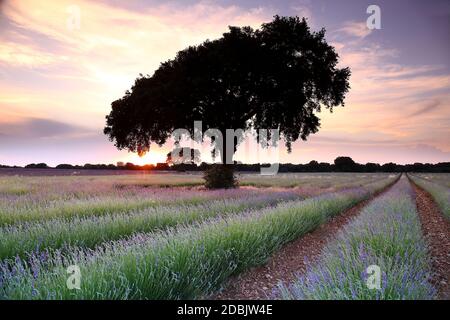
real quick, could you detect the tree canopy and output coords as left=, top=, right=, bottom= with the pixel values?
left=104, top=15, right=351, bottom=163
left=334, top=156, right=357, bottom=172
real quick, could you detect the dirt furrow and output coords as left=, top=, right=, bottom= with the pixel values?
left=410, top=179, right=450, bottom=300
left=214, top=179, right=399, bottom=300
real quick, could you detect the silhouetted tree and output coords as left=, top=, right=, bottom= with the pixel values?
left=104, top=16, right=350, bottom=188
left=155, top=163, right=169, bottom=170
left=56, top=164, right=75, bottom=169
left=334, top=156, right=356, bottom=172
left=306, top=160, right=319, bottom=171
left=381, top=162, right=399, bottom=172
left=431, top=162, right=450, bottom=173
left=365, top=162, right=381, bottom=172
left=318, top=162, right=332, bottom=172
left=125, top=162, right=137, bottom=170
left=25, top=163, right=49, bottom=169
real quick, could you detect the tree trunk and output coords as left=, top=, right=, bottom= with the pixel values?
left=203, top=131, right=237, bottom=189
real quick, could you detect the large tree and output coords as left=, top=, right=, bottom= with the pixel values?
left=104, top=16, right=350, bottom=186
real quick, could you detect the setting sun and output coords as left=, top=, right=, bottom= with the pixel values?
left=124, top=152, right=166, bottom=166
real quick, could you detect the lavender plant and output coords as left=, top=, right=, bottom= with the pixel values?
left=0, top=177, right=395, bottom=299
left=413, top=173, right=450, bottom=188
left=0, top=187, right=276, bottom=226
left=276, top=176, right=436, bottom=300
left=0, top=191, right=301, bottom=260
left=0, top=173, right=388, bottom=226
left=409, top=174, right=449, bottom=219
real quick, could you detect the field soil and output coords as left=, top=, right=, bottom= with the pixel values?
left=214, top=179, right=398, bottom=300
left=411, top=182, right=450, bottom=299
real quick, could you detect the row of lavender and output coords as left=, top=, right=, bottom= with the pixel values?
left=0, top=177, right=396, bottom=299
left=0, top=191, right=302, bottom=260
left=0, top=174, right=389, bottom=226
left=409, top=174, right=450, bottom=219
left=411, top=173, right=450, bottom=188
left=276, top=176, right=436, bottom=299
left=0, top=173, right=391, bottom=198
left=0, top=187, right=299, bottom=226
left=0, top=174, right=393, bottom=261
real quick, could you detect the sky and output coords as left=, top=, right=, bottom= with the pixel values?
left=0, top=0, right=449, bottom=166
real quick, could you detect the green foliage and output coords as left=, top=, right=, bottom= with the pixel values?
left=203, top=165, right=237, bottom=189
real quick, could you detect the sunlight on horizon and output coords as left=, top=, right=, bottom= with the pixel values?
left=124, top=152, right=167, bottom=166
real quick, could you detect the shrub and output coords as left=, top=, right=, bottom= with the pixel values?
left=25, top=163, right=49, bottom=169
left=203, top=164, right=237, bottom=189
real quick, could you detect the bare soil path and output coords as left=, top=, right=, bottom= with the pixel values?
left=214, top=179, right=399, bottom=300
left=410, top=180, right=450, bottom=300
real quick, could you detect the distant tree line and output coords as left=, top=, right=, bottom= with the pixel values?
left=0, top=156, right=448, bottom=172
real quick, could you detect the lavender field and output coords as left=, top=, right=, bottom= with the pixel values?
left=0, top=172, right=448, bottom=300
left=277, top=176, right=436, bottom=299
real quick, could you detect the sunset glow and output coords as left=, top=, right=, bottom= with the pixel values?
left=125, top=152, right=167, bottom=166
left=0, top=0, right=448, bottom=166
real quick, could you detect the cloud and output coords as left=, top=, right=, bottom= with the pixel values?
left=0, top=0, right=275, bottom=123
left=407, top=99, right=442, bottom=118
left=310, top=135, right=398, bottom=146
left=336, top=21, right=372, bottom=39
left=0, top=0, right=278, bottom=130
left=0, top=0, right=274, bottom=70
left=0, top=41, right=58, bottom=68
left=290, top=3, right=314, bottom=24
left=0, top=117, right=92, bottom=139
left=317, top=20, right=450, bottom=158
